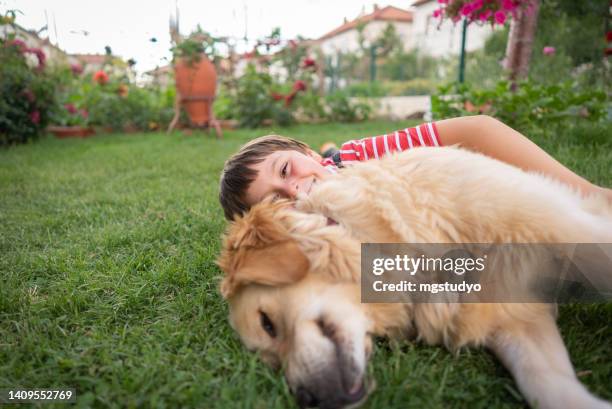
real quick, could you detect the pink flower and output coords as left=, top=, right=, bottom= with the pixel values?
left=29, top=48, right=46, bottom=69
left=80, top=109, right=89, bottom=119
left=460, top=4, right=473, bottom=16
left=501, top=0, right=516, bottom=10
left=470, top=0, right=484, bottom=11
left=64, top=103, right=78, bottom=114
left=437, top=0, right=448, bottom=3
left=479, top=9, right=492, bottom=21
left=7, top=39, right=27, bottom=51
left=494, top=11, right=507, bottom=25
left=70, top=63, right=83, bottom=75
left=433, top=8, right=443, bottom=18
left=30, top=110, right=40, bottom=124
left=542, top=46, right=556, bottom=56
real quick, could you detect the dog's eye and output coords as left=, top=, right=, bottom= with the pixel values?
left=259, top=310, right=276, bottom=338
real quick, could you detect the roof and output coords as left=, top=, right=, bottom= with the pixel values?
left=411, top=0, right=435, bottom=6
left=318, top=5, right=413, bottom=41
left=145, top=65, right=172, bottom=75
left=71, top=54, right=108, bottom=65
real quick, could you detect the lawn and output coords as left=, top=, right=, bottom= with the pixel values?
left=1, top=121, right=611, bottom=409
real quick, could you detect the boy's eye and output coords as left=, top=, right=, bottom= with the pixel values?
left=280, top=162, right=288, bottom=178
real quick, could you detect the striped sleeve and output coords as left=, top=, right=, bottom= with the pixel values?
left=338, top=122, right=441, bottom=164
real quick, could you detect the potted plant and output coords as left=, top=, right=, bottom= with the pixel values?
left=171, top=27, right=218, bottom=128
left=48, top=102, right=94, bottom=138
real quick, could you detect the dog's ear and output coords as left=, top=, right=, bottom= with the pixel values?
left=219, top=239, right=309, bottom=298
left=217, top=200, right=309, bottom=298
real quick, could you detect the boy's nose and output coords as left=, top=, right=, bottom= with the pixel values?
left=280, top=180, right=299, bottom=199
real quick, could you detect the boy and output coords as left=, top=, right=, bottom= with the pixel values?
left=219, top=115, right=611, bottom=221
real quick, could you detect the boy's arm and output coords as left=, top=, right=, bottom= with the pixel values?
left=336, top=123, right=440, bottom=165
left=436, top=115, right=609, bottom=197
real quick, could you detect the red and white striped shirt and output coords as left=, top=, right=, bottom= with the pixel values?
left=320, top=122, right=441, bottom=172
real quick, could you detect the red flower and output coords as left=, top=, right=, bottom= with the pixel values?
left=30, top=110, right=40, bottom=124
left=70, top=63, right=83, bottom=75
left=292, top=80, right=307, bottom=92
left=64, top=103, right=78, bottom=114
left=284, top=91, right=297, bottom=107
left=271, top=92, right=284, bottom=101
left=302, top=57, right=316, bottom=69
left=80, top=109, right=89, bottom=119
left=93, top=70, right=109, bottom=85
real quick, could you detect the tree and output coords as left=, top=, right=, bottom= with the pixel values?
left=503, top=0, right=540, bottom=85
left=433, top=0, right=540, bottom=86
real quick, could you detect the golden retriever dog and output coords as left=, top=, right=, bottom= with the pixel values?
left=217, top=147, right=612, bottom=409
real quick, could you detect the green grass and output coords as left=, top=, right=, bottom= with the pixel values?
left=1, top=121, right=611, bottom=409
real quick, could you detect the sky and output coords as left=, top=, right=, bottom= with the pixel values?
left=2, top=0, right=412, bottom=73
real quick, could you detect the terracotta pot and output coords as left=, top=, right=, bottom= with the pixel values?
left=174, top=55, right=217, bottom=126
left=48, top=126, right=95, bottom=139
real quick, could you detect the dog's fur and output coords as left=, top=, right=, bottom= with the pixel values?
left=217, top=147, right=612, bottom=409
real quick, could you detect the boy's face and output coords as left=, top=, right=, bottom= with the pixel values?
left=245, top=150, right=330, bottom=206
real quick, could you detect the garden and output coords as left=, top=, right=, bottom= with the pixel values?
left=1, top=0, right=611, bottom=408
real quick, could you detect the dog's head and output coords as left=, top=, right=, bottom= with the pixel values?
left=217, top=200, right=374, bottom=409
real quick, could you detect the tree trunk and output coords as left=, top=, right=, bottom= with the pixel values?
left=503, top=0, right=541, bottom=87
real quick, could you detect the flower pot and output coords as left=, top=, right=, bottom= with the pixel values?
left=48, top=126, right=95, bottom=139
left=174, top=55, right=217, bottom=126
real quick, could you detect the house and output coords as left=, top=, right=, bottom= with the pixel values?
left=410, top=0, right=496, bottom=56
left=316, top=5, right=414, bottom=56
left=143, top=64, right=173, bottom=88
left=0, top=22, right=77, bottom=67
left=70, top=54, right=109, bottom=73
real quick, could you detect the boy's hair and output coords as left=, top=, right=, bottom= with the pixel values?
left=219, top=135, right=311, bottom=220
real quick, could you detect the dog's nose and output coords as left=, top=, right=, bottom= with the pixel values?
left=296, top=387, right=318, bottom=408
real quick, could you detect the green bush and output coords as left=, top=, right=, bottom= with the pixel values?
left=0, top=39, right=56, bottom=145
left=235, top=64, right=276, bottom=128
left=234, top=64, right=296, bottom=128
left=295, top=91, right=327, bottom=122
left=213, top=85, right=237, bottom=120
left=431, top=80, right=607, bottom=134
left=325, top=91, right=371, bottom=122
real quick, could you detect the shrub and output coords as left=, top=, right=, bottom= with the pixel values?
left=325, top=91, right=371, bottom=123
left=234, top=64, right=276, bottom=128
left=234, top=64, right=297, bottom=128
left=0, top=36, right=56, bottom=145
left=431, top=80, right=607, bottom=134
